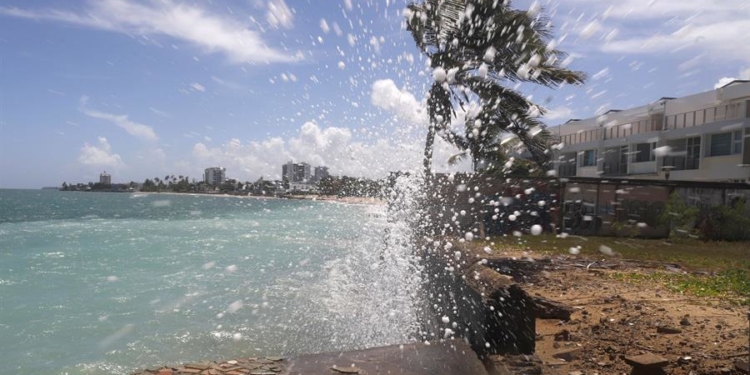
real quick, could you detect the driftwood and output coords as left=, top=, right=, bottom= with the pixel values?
left=533, top=296, right=575, bottom=320
left=424, top=254, right=536, bottom=357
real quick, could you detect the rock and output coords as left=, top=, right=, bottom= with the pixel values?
left=155, top=369, right=173, bottom=375
left=185, top=363, right=211, bottom=370
left=554, top=329, right=572, bottom=342
left=568, top=371, right=583, bottom=375
left=679, top=317, right=691, bottom=326
left=665, top=265, right=683, bottom=273
left=533, top=296, right=575, bottom=320
left=330, top=365, right=362, bottom=374
left=656, top=325, right=681, bottom=334
left=177, top=369, right=202, bottom=374
left=677, top=356, right=692, bottom=365
left=552, top=347, right=582, bottom=362
left=736, top=360, right=749, bottom=374
left=489, top=354, right=542, bottom=375
left=623, top=353, right=669, bottom=368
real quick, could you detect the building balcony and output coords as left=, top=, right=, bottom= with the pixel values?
left=601, top=162, right=627, bottom=176
left=662, top=155, right=699, bottom=171
left=558, top=163, right=577, bottom=178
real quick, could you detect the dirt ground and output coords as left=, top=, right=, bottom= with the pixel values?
left=492, top=250, right=749, bottom=375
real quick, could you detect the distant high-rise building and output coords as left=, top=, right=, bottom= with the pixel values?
left=282, top=161, right=311, bottom=183
left=282, top=161, right=294, bottom=182
left=99, top=171, right=111, bottom=185
left=296, top=162, right=311, bottom=182
left=204, top=167, right=226, bottom=185
left=314, top=166, right=329, bottom=182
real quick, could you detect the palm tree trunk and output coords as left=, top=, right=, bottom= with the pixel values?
left=423, top=124, right=436, bottom=177
left=424, top=83, right=453, bottom=178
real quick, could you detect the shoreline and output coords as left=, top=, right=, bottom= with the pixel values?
left=134, top=191, right=385, bottom=205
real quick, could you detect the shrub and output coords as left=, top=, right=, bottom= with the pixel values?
left=658, top=192, right=699, bottom=239
left=698, top=199, right=750, bottom=241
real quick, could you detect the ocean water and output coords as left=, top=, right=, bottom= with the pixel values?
left=0, top=189, right=424, bottom=375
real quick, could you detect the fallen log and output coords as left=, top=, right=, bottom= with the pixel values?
left=533, top=296, right=575, bottom=320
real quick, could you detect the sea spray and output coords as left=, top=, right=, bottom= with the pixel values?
left=303, top=173, right=429, bottom=348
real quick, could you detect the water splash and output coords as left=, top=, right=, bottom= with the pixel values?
left=302, top=175, right=428, bottom=349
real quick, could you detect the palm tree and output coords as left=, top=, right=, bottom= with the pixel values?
left=405, top=0, right=585, bottom=175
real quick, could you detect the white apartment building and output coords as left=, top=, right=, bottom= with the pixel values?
left=204, top=167, right=226, bottom=185
left=551, top=80, right=750, bottom=182
left=99, top=171, right=111, bottom=185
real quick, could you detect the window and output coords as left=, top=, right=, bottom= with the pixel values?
left=686, top=136, right=700, bottom=170
left=733, top=130, right=743, bottom=154
left=709, top=131, right=742, bottom=156
left=581, top=149, right=596, bottom=167
left=633, top=142, right=655, bottom=163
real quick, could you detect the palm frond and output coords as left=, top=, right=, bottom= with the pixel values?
left=447, top=151, right=469, bottom=166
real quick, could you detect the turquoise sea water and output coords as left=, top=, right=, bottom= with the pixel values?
left=0, top=190, right=422, bottom=375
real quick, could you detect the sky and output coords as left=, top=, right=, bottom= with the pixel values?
left=1, top=0, right=749, bottom=188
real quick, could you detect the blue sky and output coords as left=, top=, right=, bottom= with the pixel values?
left=1, top=0, right=748, bottom=188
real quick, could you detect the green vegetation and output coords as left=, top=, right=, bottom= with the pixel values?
left=698, top=199, right=750, bottom=241
left=609, top=270, right=750, bottom=306
left=658, top=191, right=750, bottom=241
left=316, top=176, right=383, bottom=198
left=479, top=234, right=750, bottom=304
left=658, top=192, right=700, bottom=238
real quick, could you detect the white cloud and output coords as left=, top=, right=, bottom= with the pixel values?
left=80, top=96, right=159, bottom=142
left=266, top=0, right=293, bottom=29
left=564, top=0, right=750, bottom=64
left=190, top=122, right=468, bottom=181
left=0, top=0, right=296, bottom=64
left=371, top=79, right=427, bottom=126
left=714, top=77, right=736, bottom=89
left=712, top=66, right=750, bottom=89
left=543, top=106, right=575, bottom=122
left=149, top=107, right=170, bottom=117
left=190, top=83, right=206, bottom=92
left=211, top=76, right=246, bottom=90
left=78, top=137, right=124, bottom=168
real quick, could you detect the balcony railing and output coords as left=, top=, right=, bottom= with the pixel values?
left=602, top=161, right=627, bottom=176
left=664, top=102, right=747, bottom=130
left=558, top=163, right=577, bottom=177
left=560, top=128, right=602, bottom=147
left=604, top=119, right=661, bottom=140
left=663, top=155, right=699, bottom=171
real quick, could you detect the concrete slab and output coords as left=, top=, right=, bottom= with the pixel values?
left=284, top=341, right=488, bottom=375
